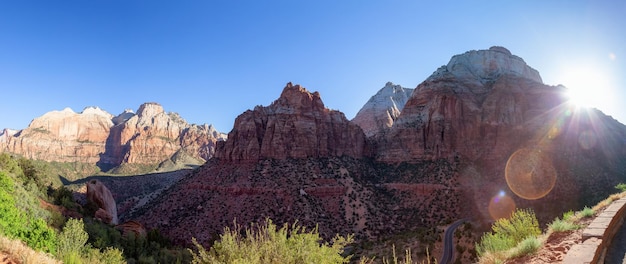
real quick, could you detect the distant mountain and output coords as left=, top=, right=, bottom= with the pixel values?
left=352, top=82, right=413, bottom=138
left=0, top=103, right=226, bottom=173
left=131, top=47, right=626, bottom=254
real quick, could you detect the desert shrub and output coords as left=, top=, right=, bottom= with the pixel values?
left=561, top=210, right=574, bottom=221
left=476, top=208, right=540, bottom=257
left=190, top=218, right=353, bottom=264
left=490, top=208, right=540, bottom=244
left=549, top=218, right=579, bottom=232
left=476, top=232, right=514, bottom=256
left=510, top=236, right=541, bottom=258
left=57, top=218, right=89, bottom=260
left=579, top=206, right=595, bottom=218
left=615, top=183, right=626, bottom=193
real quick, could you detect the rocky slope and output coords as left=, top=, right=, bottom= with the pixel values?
left=352, top=82, right=413, bottom=138
left=0, top=103, right=226, bottom=171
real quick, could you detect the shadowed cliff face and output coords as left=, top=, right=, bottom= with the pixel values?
left=215, top=83, right=369, bottom=161
left=372, top=46, right=626, bottom=223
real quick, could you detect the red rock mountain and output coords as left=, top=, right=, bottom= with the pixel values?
left=131, top=47, right=626, bottom=252
left=215, top=83, right=368, bottom=161
left=0, top=103, right=226, bottom=171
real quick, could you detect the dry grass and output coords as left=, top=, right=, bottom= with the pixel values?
left=0, top=235, right=59, bottom=264
left=591, top=192, right=626, bottom=213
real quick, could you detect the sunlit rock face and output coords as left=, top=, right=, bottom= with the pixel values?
left=0, top=103, right=226, bottom=170
left=0, top=107, right=113, bottom=163
left=352, top=82, right=413, bottom=137
left=215, top=83, right=369, bottom=161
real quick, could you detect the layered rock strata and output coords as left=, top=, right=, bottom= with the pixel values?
left=215, top=83, right=368, bottom=161
left=0, top=103, right=226, bottom=170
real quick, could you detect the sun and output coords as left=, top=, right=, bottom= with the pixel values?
left=558, top=66, right=611, bottom=109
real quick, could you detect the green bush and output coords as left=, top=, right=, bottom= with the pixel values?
left=476, top=208, right=541, bottom=257
left=510, top=236, right=541, bottom=258
left=58, top=218, right=89, bottom=260
left=615, top=183, right=626, bottom=193
left=549, top=218, right=579, bottom=232
left=23, top=217, right=57, bottom=253
left=190, top=219, right=353, bottom=264
left=579, top=206, right=595, bottom=218
left=490, top=208, right=540, bottom=244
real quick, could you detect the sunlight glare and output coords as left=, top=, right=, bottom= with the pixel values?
left=558, top=67, right=611, bottom=109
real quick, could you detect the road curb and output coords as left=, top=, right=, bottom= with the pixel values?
left=562, top=196, right=626, bottom=264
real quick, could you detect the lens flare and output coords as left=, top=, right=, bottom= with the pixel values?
left=488, top=191, right=516, bottom=220
left=505, top=148, right=557, bottom=200
left=578, top=130, right=597, bottom=150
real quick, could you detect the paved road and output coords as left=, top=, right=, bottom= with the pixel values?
left=440, top=219, right=466, bottom=264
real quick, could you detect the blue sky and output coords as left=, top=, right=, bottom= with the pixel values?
left=1, top=1, right=624, bottom=133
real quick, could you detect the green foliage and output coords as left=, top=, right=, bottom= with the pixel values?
left=0, top=171, right=57, bottom=253
left=549, top=218, right=579, bottom=232
left=58, top=218, right=90, bottom=259
left=190, top=219, right=353, bottom=264
left=579, top=206, right=595, bottom=218
left=615, top=183, right=626, bottom=192
left=476, top=232, right=514, bottom=256
left=23, top=217, right=57, bottom=253
left=561, top=210, right=574, bottom=221
left=510, top=237, right=541, bottom=258
left=83, top=246, right=126, bottom=264
left=490, top=208, right=540, bottom=244
left=476, top=208, right=541, bottom=257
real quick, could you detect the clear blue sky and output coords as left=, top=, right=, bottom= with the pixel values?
left=1, top=1, right=624, bottom=133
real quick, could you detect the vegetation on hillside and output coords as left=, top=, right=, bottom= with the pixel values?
left=189, top=219, right=353, bottom=264
left=0, top=153, right=189, bottom=264
left=476, top=208, right=541, bottom=263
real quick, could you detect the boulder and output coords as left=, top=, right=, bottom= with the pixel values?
left=87, top=179, right=118, bottom=225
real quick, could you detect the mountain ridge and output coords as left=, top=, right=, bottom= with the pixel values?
left=0, top=102, right=226, bottom=173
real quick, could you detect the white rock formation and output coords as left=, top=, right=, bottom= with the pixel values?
left=352, top=82, right=413, bottom=137
left=427, top=46, right=543, bottom=91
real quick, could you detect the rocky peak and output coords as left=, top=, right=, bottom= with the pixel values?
left=112, top=109, right=135, bottom=125
left=378, top=47, right=563, bottom=162
left=82, top=106, right=114, bottom=119
left=136, top=102, right=165, bottom=119
left=268, top=82, right=325, bottom=114
left=427, top=46, right=542, bottom=86
left=215, top=83, right=368, bottom=161
left=352, top=82, right=413, bottom=137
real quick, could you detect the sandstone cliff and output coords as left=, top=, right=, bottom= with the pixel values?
left=0, top=103, right=226, bottom=172
left=1, top=107, right=113, bottom=164
left=215, top=83, right=368, bottom=161
left=352, top=82, right=413, bottom=138
left=102, top=102, right=225, bottom=168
